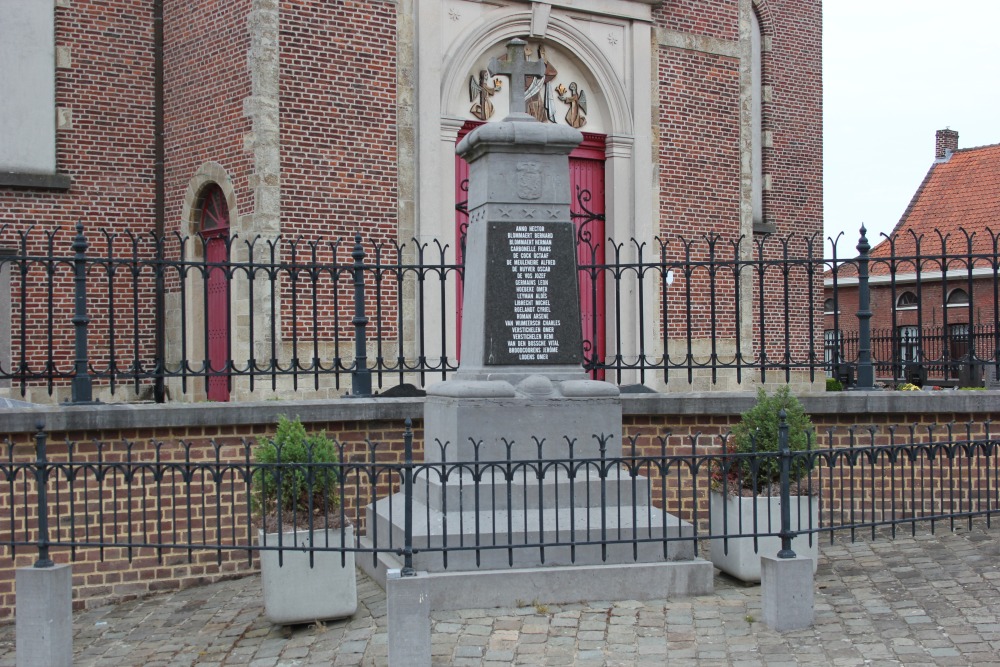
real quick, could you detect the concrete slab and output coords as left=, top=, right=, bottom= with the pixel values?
left=16, top=564, right=72, bottom=667
left=760, top=554, right=814, bottom=632
left=359, top=539, right=713, bottom=610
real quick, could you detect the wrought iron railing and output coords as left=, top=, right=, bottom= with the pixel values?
left=2, top=223, right=999, bottom=402
left=3, top=418, right=997, bottom=572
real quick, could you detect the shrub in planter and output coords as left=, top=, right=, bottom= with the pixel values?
left=711, top=386, right=818, bottom=582
left=825, top=378, right=843, bottom=392
left=251, top=415, right=356, bottom=624
left=252, top=415, right=342, bottom=531
left=722, top=385, right=814, bottom=495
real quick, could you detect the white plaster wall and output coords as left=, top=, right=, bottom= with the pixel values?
left=0, top=1, right=56, bottom=174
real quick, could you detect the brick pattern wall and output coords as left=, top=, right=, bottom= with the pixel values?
left=652, top=0, right=823, bottom=365
left=1, top=403, right=996, bottom=619
left=0, top=1, right=159, bottom=401
left=277, top=0, right=398, bottom=342
left=0, top=418, right=416, bottom=617
left=827, top=279, right=996, bottom=334
left=162, top=0, right=254, bottom=226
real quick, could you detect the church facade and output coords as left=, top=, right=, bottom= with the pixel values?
left=0, top=0, right=822, bottom=402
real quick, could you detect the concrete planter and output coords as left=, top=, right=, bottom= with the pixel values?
left=258, top=526, right=357, bottom=625
left=709, top=492, right=818, bottom=583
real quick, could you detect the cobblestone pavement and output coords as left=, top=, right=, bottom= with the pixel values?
left=1, top=524, right=998, bottom=666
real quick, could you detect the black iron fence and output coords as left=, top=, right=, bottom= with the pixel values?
left=2, top=223, right=999, bottom=402
left=3, top=417, right=997, bottom=575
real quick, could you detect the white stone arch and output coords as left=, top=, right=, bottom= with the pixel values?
left=439, top=14, right=634, bottom=137
left=412, top=3, right=655, bottom=384
left=179, top=161, right=239, bottom=238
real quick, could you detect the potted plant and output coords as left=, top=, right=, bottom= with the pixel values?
left=252, top=415, right=356, bottom=624
left=709, top=386, right=819, bottom=582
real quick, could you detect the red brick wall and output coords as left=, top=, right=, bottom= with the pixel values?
left=277, top=0, right=398, bottom=341
left=162, top=0, right=254, bottom=228
left=0, top=1, right=159, bottom=394
left=653, top=0, right=823, bottom=358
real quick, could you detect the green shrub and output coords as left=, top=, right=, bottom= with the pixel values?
left=726, top=386, right=814, bottom=494
left=251, top=416, right=341, bottom=531
left=825, top=378, right=843, bottom=392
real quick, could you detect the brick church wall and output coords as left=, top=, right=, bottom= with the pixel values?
left=276, top=0, right=399, bottom=345
left=162, top=0, right=254, bottom=230
left=0, top=1, right=159, bottom=402
left=653, top=1, right=823, bottom=385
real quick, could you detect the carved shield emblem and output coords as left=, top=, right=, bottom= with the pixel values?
left=516, top=162, right=542, bottom=200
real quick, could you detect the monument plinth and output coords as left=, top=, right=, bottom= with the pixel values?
left=427, top=109, right=623, bottom=460
left=362, top=39, right=711, bottom=608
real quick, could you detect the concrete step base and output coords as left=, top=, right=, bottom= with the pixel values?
left=357, top=536, right=714, bottom=610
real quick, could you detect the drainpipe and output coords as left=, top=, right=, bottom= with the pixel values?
left=153, top=0, right=166, bottom=402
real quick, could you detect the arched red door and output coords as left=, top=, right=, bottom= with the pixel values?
left=455, top=121, right=606, bottom=373
left=200, top=185, right=230, bottom=402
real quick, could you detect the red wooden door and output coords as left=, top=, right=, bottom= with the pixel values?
left=201, top=185, right=230, bottom=402
left=569, top=136, right=607, bottom=377
left=455, top=122, right=606, bottom=371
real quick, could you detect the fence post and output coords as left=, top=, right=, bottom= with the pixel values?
left=71, top=222, right=95, bottom=404
left=776, top=409, right=795, bottom=559
left=349, top=233, right=372, bottom=397
left=33, top=423, right=53, bottom=569
left=760, top=408, right=814, bottom=632
left=386, top=417, right=430, bottom=667
left=401, top=418, right=415, bottom=576
left=17, top=422, right=73, bottom=667
left=855, top=226, right=876, bottom=389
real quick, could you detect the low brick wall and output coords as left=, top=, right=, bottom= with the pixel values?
left=0, top=391, right=997, bottom=619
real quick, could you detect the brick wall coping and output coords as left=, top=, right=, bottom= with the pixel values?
left=1, top=391, right=997, bottom=435
left=623, top=390, right=1000, bottom=418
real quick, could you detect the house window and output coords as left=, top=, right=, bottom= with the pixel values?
left=823, top=298, right=838, bottom=315
left=946, top=288, right=969, bottom=307
left=824, top=329, right=842, bottom=376
left=0, top=4, right=56, bottom=176
left=897, top=325, right=919, bottom=364
left=895, top=291, right=918, bottom=310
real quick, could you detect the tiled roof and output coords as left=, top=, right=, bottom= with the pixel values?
left=864, top=142, right=1000, bottom=274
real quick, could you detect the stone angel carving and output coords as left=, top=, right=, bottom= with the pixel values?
left=469, top=70, right=503, bottom=121
left=556, top=82, right=587, bottom=129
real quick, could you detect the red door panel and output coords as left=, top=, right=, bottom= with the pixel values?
left=201, top=186, right=230, bottom=402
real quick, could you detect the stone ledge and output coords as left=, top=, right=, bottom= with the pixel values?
left=0, top=171, right=72, bottom=190
left=1, top=390, right=998, bottom=435
left=0, top=397, right=423, bottom=434
left=621, top=390, right=1000, bottom=417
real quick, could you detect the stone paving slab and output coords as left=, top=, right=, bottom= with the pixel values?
left=0, top=523, right=998, bottom=666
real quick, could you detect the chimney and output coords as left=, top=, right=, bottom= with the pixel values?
left=935, top=128, right=959, bottom=161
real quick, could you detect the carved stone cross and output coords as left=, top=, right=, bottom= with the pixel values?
left=488, top=38, right=546, bottom=116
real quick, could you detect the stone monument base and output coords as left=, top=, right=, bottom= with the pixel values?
left=358, top=542, right=714, bottom=610
left=423, top=374, right=623, bottom=461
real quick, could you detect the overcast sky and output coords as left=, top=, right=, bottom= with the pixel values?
left=822, top=0, right=1000, bottom=255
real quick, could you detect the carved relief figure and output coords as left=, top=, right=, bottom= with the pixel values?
left=469, top=70, right=502, bottom=121
left=516, top=161, right=542, bottom=200
left=556, top=82, right=587, bottom=129
left=524, top=44, right=557, bottom=123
